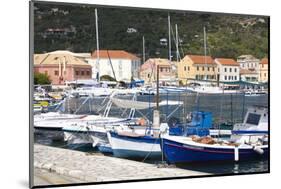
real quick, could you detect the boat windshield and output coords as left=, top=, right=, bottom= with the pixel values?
left=246, top=113, right=261, bottom=125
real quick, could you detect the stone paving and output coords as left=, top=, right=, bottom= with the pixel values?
left=34, top=144, right=209, bottom=185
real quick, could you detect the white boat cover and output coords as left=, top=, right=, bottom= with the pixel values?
left=110, top=97, right=183, bottom=110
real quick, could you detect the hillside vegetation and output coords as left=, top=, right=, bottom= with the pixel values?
left=34, top=3, right=269, bottom=60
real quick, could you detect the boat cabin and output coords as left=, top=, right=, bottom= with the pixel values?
left=168, top=111, right=213, bottom=136
left=231, top=106, right=268, bottom=144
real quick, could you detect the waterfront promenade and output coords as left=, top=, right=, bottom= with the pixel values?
left=34, top=144, right=209, bottom=186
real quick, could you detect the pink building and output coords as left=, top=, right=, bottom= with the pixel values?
left=139, top=58, right=176, bottom=85
left=34, top=51, right=92, bottom=85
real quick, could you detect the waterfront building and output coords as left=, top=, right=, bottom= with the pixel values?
left=237, top=54, right=260, bottom=71
left=259, top=57, right=268, bottom=83
left=177, top=55, right=217, bottom=85
left=34, top=50, right=92, bottom=85
left=240, top=69, right=259, bottom=83
left=90, top=50, right=141, bottom=82
left=214, top=58, right=240, bottom=82
left=139, top=58, right=176, bottom=85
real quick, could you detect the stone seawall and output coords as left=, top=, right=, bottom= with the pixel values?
left=33, top=144, right=209, bottom=185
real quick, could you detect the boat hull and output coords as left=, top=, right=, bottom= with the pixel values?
left=162, top=137, right=268, bottom=164
left=108, top=132, right=161, bottom=160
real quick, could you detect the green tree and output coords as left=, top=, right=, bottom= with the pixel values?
left=34, top=72, right=51, bottom=85
left=100, top=75, right=116, bottom=81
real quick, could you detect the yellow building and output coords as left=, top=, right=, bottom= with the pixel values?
left=178, top=55, right=217, bottom=85
left=259, top=58, right=268, bottom=83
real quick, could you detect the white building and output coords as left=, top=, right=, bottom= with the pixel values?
left=237, top=55, right=260, bottom=71
left=215, top=58, right=240, bottom=82
left=89, top=50, right=141, bottom=81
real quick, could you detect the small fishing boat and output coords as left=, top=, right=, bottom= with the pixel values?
left=162, top=106, right=268, bottom=163
left=107, top=128, right=161, bottom=159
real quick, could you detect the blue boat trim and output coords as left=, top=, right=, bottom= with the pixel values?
left=110, top=132, right=160, bottom=144
left=232, top=130, right=268, bottom=134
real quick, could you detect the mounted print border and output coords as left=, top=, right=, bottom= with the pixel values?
left=29, top=0, right=270, bottom=188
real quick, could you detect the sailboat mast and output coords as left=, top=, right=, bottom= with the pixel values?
left=175, top=24, right=179, bottom=62
left=142, top=36, right=145, bottom=64
left=95, top=8, right=100, bottom=81
left=168, top=13, right=171, bottom=62
left=203, top=26, right=207, bottom=81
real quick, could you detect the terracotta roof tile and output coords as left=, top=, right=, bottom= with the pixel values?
left=260, top=58, right=268, bottom=64
left=140, top=58, right=171, bottom=71
left=92, top=50, right=140, bottom=60
left=34, top=52, right=90, bottom=67
left=186, top=55, right=215, bottom=64
left=215, top=58, right=239, bottom=66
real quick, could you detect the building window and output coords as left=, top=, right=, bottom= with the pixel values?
left=207, top=67, right=210, bottom=71
left=235, top=76, right=237, bottom=80
left=86, top=71, right=90, bottom=75
left=225, top=75, right=227, bottom=80
left=264, top=73, right=266, bottom=77
left=54, top=70, right=59, bottom=76
left=184, top=66, right=186, bottom=71
left=202, top=67, right=205, bottom=71
left=234, top=68, right=237, bottom=72
left=76, top=70, right=79, bottom=75
left=148, top=73, right=150, bottom=78
left=160, top=68, right=163, bottom=72
left=229, top=76, right=231, bottom=80
left=81, top=71, right=84, bottom=76
left=218, top=68, right=220, bottom=73
left=197, top=66, right=199, bottom=71
left=188, top=66, right=190, bottom=71
left=213, top=67, right=215, bottom=72
left=224, top=68, right=227, bottom=72
left=229, top=68, right=232, bottom=72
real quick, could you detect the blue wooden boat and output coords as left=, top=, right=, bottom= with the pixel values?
left=162, top=106, right=268, bottom=163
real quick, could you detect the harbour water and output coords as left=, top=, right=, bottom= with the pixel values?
left=34, top=93, right=269, bottom=175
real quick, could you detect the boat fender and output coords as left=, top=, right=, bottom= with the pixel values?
left=92, top=139, right=100, bottom=148
left=160, top=123, right=169, bottom=134
left=253, top=146, right=264, bottom=155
